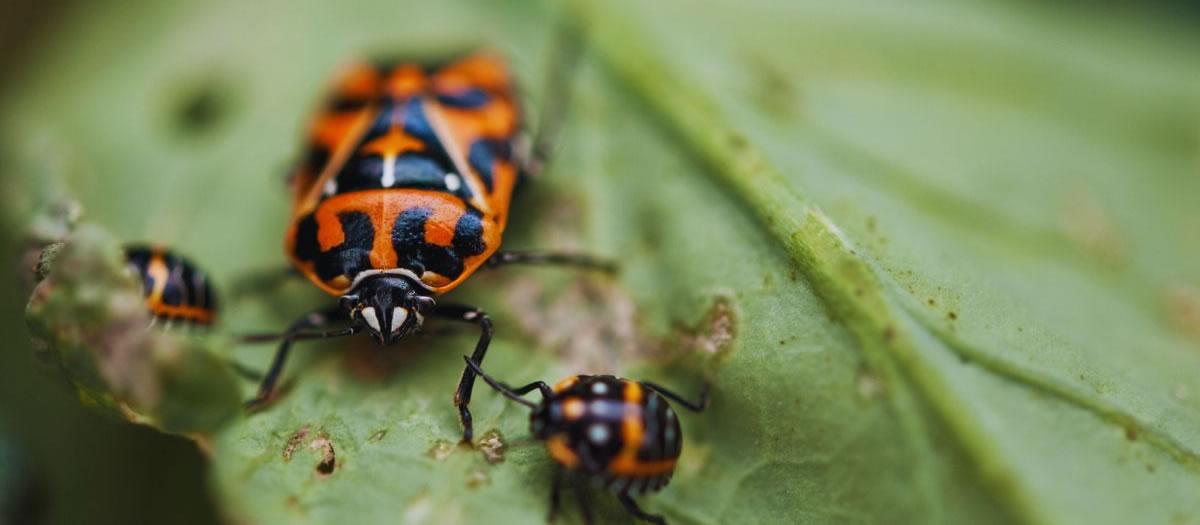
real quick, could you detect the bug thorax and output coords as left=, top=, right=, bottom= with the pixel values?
left=340, top=274, right=435, bottom=345
left=529, top=400, right=559, bottom=440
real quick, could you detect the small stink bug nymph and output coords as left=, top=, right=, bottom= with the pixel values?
left=124, top=245, right=218, bottom=327
left=242, top=47, right=610, bottom=442
left=466, top=358, right=708, bottom=525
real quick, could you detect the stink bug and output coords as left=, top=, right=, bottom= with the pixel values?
left=124, top=245, right=218, bottom=327
left=465, top=358, right=709, bottom=525
left=242, top=47, right=610, bottom=442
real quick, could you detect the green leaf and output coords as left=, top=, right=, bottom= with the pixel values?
left=6, top=0, right=1200, bottom=524
left=24, top=223, right=242, bottom=435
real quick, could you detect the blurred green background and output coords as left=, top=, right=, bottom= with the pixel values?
left=2, top=1, right=1199, bottom=524
left=3, top=3, right=218, bottom=524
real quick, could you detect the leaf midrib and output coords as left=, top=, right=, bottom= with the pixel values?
left=571, top=1, right=1200, bottom=522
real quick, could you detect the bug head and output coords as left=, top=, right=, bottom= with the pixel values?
left=341, top=274, right=436, bottom=345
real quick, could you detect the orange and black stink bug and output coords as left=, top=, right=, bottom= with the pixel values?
left=124, top=245, right=218, bottom=327
left=466, top=358, right=708, bottom=525
left=243, top=49, right=610, bottom=442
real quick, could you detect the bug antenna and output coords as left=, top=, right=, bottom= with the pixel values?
left=463, top=356, right=537, bottom=409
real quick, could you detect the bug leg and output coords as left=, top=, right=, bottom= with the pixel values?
left=241, top=308, right=355, bottom=410
left=226, top=360, right=264, bottom=382
left=641, top=382, right=710, bottom=413
left=436, top=304, right=494, bottom=443
left=485, top=251, right=617, bottom=274
left=573, top=476, right=594, bottom=525
left=506, top=380, right=554, bottom=400
left=618, top=493, right=666, bottom=525
left=547, top=467, right=563, bottom=524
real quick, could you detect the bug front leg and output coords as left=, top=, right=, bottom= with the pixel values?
left=436, top=303, right=494, bottom=443
left=642, top=382, right=710, bottom=413
left=485, top=251, right=617, bottom=274
left=241, top=307, right=355, bottom=411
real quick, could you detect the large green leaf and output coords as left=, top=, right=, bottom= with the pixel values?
left=6, top=0, right=1200, bottom=523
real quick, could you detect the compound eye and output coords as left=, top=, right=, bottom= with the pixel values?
left=360, top=306, right=381, bottom=333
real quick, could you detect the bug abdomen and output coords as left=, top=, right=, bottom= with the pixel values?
left=124, top=245, right=217, bottom=325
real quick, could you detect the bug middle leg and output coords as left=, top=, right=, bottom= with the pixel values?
left=435, top=303, right=494, bottom=443
left=547, top=467, right=564, bottom=523
left=485, top=251, right=617, bottom=274
left=618, top=493, right=666, bottom=525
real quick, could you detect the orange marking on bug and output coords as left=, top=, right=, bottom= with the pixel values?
left=422, top=204, right=463, bottom=247
left=553, top=376, right=579, bottom=393
left=603, top=382, right=676, bottom=477
left=147, top=303, right=215, bottom=324
left=562, top=398, right=586, bottom=422
left=360, top=128, right=425, bottom=157
left=547, top=434, right=579, bottom=469
left=335, top=64, right=382, bottom=100
left=145, top=253, right=170, bottom=304
left=311, top=112, right=364, bottom=151
left=296, top=108, right=376, bottom=214
left=386, top=65, right=427, bottom=99
left=438, top=52, right=510, bottom=92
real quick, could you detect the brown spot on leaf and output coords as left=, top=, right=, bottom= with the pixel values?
left=1060, top=187, right=1126, bottom=267
left=465, top=470, right=490, bottom=489
left=504, top=276, right=638, bottom=373
left=428, top=440, right=455, bottom=461
left=367, top=429, right=388, bottom=443
left=1165, top=284, right=1200, bottom=343
left=882, top=326, right=896, bottom=343
left=677, top=296, right=738, bottom=361
left=948, top=312, right=958, bottom=321
left=310, top=433, right=336, bottom=478
left=1124, top=426, right=1138, bottom=442
left=856, top=366, right=885, bottom=400
left=477, top=430, right=506, bottom=465
left=283, top=426, right=310, bottom=462
left=745, top=53, right=801, bottom=117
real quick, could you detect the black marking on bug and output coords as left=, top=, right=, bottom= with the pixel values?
left=297, top=211, right=376, bottom=282
left=390, top=207, right=487, bottom=280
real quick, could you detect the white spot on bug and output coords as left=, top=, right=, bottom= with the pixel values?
left=665, top=407, right=675, bottom=420
left=588, top=424, right=610, bottom=445
left=361, top=307, right=381, bottom=333
left=323, top=178, right=337, bottom=196
left=664, top=424, right=676, bottom=447
left=381, top=157, right=396, bottom=187
left=391, top=308, right=409, bottom=333
left=463, top=311, right=479, bottom=321
left=444, top=173, right=462, bottom=192
left=591, top=382, right=609, bottom=395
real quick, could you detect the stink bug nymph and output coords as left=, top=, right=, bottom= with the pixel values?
left=124, top=245, right=218, bottom=327
left=241, top=46, right=611, bottom=443
left=465, top=358, right=708, bottom=525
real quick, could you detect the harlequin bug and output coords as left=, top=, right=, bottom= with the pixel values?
left=465, top=358, right=708, bottom=525
left=242, top=47, right=610, bottom=442
left=124, top=245, right=218, bottom=326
